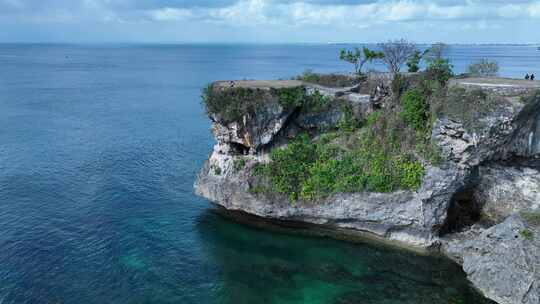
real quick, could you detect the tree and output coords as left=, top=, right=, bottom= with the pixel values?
left=340, top=47, right=384, bottom=75
left=424, top=43, right=453, bottom=84
left=467, top=59, right=499, bottom=77
left=378, top=39, right=417, bottom=73
left=424, top=42, right=448, bottom=64
left=426, top=58, right=454, bottom=85
left=406, top=50, right=428, bottom=73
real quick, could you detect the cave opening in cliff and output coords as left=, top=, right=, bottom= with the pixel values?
left=229, top=142, right=250, bottom=155
left=439, top=188, right=482, bottom=236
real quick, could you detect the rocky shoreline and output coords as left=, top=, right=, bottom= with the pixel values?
left=195, top=74, right=540, bottom=304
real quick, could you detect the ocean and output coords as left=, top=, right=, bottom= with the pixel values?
left=2, top=43, right=536, bottom=303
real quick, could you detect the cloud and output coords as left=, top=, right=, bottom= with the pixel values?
left=140, top=0, right=540, bottom=25
left=1, top=0, right=540, bottom=42
left=148, top=7, right=194, bottom=21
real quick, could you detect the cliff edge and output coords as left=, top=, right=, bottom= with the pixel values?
left=195, top=73, right=540, bottom=304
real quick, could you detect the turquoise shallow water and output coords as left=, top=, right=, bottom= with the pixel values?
left=0, top=43, right=531, bottom=303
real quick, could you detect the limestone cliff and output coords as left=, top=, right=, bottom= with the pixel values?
left=195, top=75, right=540, bottom=304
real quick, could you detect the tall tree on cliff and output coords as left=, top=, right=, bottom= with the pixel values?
left=339, top=47, right=384, bottom=75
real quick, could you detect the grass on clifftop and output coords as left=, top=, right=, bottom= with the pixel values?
left=295, top=70, right=361, bottom=87
left=202, top=84, right=332, bottom=123
left=432, top=87, right=502, bottom=133
left=202, top=85, right=268, bottom=123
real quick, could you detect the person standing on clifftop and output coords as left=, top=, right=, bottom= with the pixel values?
left=531, top=74, right=536, bottom=81
left=525, top=74, right=530, bottom=80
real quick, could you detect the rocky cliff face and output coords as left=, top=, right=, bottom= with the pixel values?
left=195, top=76, right=540, bottom=304
left=443, top=215, right=539, bottom=304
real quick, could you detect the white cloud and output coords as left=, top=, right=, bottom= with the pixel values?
left=2, top=0, right=540, bottom=42
left=148, top=7, right=195, bottom=21
left=529, top=2, right=540, bottom=17
left=142, top=0, right=540, bottom=28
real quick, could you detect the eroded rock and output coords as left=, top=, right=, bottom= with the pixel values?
left=474, top=162, right=540, bottom=222
left=442, top=215, right=540, bottom=304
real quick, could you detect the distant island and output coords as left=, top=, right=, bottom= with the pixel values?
left=195, top=41, right=540, bottom=304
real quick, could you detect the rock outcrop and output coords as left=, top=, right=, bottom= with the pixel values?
left=197, top=157, right=464, bottom=247
left=195, top=75, right=540, bottom=304
left=473, top=161, right=540, bottom=222
left=443, top=215, right=539, bottom=304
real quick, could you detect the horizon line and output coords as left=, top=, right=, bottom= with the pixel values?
left=0, top=41, right=539, bottom=46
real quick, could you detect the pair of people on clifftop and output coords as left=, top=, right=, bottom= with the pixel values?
left=525, top=73, right=535, bottom=80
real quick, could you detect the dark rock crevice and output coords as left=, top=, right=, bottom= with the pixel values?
left=440, top=155, right=539, bottom=237
left=258, top=106, right=303, bottom=154
left=439, top=187, right=482, bottom=236
left=229, top=142, right=250, bottom=155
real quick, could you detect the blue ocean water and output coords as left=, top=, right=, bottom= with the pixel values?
left=1, top=43, right=536, bottom=304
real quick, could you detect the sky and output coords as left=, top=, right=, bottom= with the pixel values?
left=1, top=0, right=539, bottom=43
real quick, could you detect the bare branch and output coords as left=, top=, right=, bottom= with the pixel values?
left=425, top=42, right=449, bottom=64
left=378, top=39, right=417, bottom=74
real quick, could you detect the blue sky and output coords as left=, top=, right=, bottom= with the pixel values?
left=1, top=0, right=539, bottom=43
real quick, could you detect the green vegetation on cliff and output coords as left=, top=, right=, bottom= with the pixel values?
left=252, top=59, right=452, bottom=201
left=253, top=83, right=438, bottom=201
left=467, top=59, right=499, bottom=77
left=202, top=85, right=268, bottom=122
left=255, top=130, right=424, bottom=201
left=400, top=89, right=429, bottom=131
left=202, top=84, right=333, bottom=123
left=207, top=45, right=478, bottom=202
left=296, top=70, right=361, bottom=87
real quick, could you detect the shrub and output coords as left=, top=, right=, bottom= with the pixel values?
left=303, top=90, right=332, bottom=113
left=298, top=69, right=321, bottom=83
left=467, top=59, right=499, bottom=77
left=401, top=89, right=428, bottom=131
left=233, top=158, right=246, bottom=172
left=301, top=158, right=343, bottom=200
left=275, top=86, right=306, bottom=108
left=337, top=104, right=360, bottom=132
left=262, top=134, right=319, bottom=201
left=202, top=84, right=330, bottom=123
left=202, top=85, right=267, bottom=123
left=425, top=58, right=454, bottom=85
left=365, top=110, right=382, bottom=127
left=257, top=131, right=425, bottom=202
left=520, top=229, right=534, bottom=241
left=396, top=157, right=425, bottom=189
left=298, top=70, right=360, bottom=87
